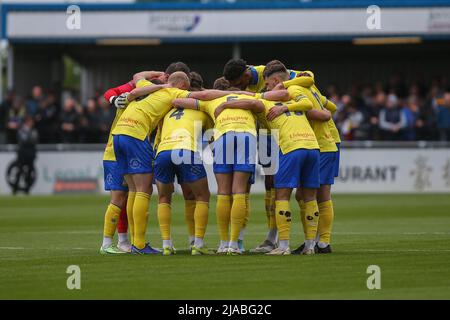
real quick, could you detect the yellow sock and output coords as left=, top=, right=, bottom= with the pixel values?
left=184, top=200, right=196, bottom=238
left=298, top=200, right=306, bottom=238
left=304, top=200, right=319, bottom=241
left=216, top=195, right=231, bottom=242
left=269, top=189, right=276, bottom=229
left=242, top=193, right=250, bottom=228
left=103, top=203, right=121, bottom=238
left=275, top=200, right=291, bottom=241
left=194, top=201, right=209, bottom=239
left=157, top=203, right=171, bottom=241
left=127, top=192, right=136, bottom=243
left=230, top=194, right=247, bottom=242
left=264, top=190, right=271, bottom=228
left=133, top=192, right=150, bottom=249
left=318, top=200, right=334, bottom=244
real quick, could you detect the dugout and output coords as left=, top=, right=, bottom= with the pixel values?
left=1, top=1, right=450, bottom=102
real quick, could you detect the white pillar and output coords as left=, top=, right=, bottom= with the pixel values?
left=0, top=40, right=8, bottom=100
left=80, top=65, right=89, bottom=104
left=232, top=42, right=241, bottom=60
left=7, top=44, right=13, bottom=91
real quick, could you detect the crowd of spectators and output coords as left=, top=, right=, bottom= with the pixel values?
left=327, top=74, right=450, bottom=141
left=0, top=86, right=114, bottom=144
left=1, top=74, right=450, bottom=144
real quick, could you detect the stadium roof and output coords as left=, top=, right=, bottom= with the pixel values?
left=2, top=1, right=450, bottom=42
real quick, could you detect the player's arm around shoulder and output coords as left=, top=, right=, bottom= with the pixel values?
left=214, top=97, right=265, bottom=118
left=306, top=108, right=332, bottom=122
left=322, top=97, right=337, bottom=115
left=283, top=71, right=315, bottom=88
left=127, top=83, right=169, bottom=102
left=188, top=89, right=253, bottom=101
left=256, top=89, right=290, bottom=102
left=172, top=97, right=201, bottom=111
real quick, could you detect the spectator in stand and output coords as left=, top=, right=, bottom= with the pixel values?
left=59, top=97, right=80, bottom=143
left=403, top=96, right=422, bottom=141
left=25, top=86, right=45, bottom=117
left=12, top=116, right=39, bottom=194
left=80, top=98, right=100, bottom=143
left=34, top=92, right=59, bottom=143
left=379, top=94, right=407, bottom=141
left=6, top=96, right=26, bottom=144
left=436, top=92, right=450, bottom=141
left=97, top=96, right=114, bottom=143
left=367, top=92, right=385, bottom=140
left=340, top=101, right=364, bottom=141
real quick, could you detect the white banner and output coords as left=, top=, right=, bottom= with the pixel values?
left=1, top=148, right=449, bottom=195
left=6, top=7, right=450, bottom=40
left=335, top=149, right=450, bottom=193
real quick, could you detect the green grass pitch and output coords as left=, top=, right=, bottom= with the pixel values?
left=1, top=193, right=449, bottom=299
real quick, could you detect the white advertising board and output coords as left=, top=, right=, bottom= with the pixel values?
left=6, top=7, right=450, bottom=40
left=0, top=148, right=449, bottom=195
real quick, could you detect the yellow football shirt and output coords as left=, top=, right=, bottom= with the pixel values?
left=103, top=80, right=152, bottom=161
left=260, top=99, right=319, bottom=154
left=328, top=119, right=341, bottom=144
left=103, top=108, right=125, bottom=161
left=112, top=80, right=190, bottom=141
left=245, top=66, right=315, bottom=93
left=283, top=70, right=315, bottom=89
left=287, top=85, right=337, bottom=153
left=245, top=65, right=266, bottom=93
left=198, top=94, right=257, bottom=140
left=156, top=107, right=213, bottom=154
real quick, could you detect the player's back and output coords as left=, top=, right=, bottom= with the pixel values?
left=113, top=87, right=188, bottom=141
left=157, top=107, right=212, bottom=154
left=287, top=85, right=337, bottom=152
left=200, top=94, right=257, bottom=139
left=261, top=99, right=318, bottom=154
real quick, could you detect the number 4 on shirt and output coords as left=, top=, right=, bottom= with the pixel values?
left=170, top=108, right=184, bottom=120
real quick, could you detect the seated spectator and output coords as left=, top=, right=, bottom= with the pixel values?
left=6, top=96, right=26, bottom=144
left=379, top=94, right=407, bottom=141
left=25, top=86, right=44, bottom=117
left=59, top=97, right=80, bottom=143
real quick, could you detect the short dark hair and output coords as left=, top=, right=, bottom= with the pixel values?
left=213, top=77, right=230, bottom=90
left=263, top=62, right=288, bottom=79
left=189, top=71, right=204, bottom=91
left=165, top=61, right=190, bottom=75
left=223, top=59, right=247, bottom=81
